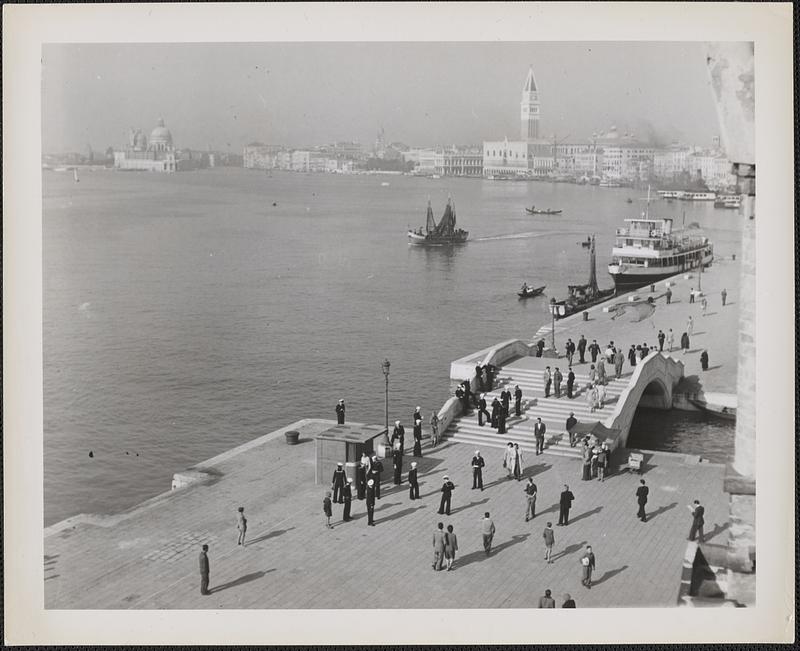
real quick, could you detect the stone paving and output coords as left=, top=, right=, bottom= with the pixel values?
left=45, top=418, right=729, bottom=609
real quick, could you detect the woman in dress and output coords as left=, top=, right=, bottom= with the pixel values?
left=444, top=524, right=459, bottom=571
left=430, top=412, right=440, bottom=447
left=581, top=441, right=592, bottom=481
left=588, top=364, right=597, bottom=385
left=513, top=443, right=524, bottom=481
left=596, top=359, right=606, bottom=386
left=597, top=383, right=606, bottom=409
left=680, top=331, right=690, bottom=354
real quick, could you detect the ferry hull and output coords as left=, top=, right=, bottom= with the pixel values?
left=407, top=231, right=468, bottom=246
left=608, top=260, right=713, bottom=291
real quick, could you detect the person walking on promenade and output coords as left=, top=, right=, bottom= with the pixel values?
left=688, top=499, right=705, bottom=542
left=640, top=342, right=650, bottom=360
left=558, top=484, right=574, bottom=525
left=199, top=544, right=211, bottom=595
left=392, top=447, right=403, bottom=485
left=472, top=450, right=485, bottom=490
left=497, top=402, right=508, bottom=434
left=553, top=367, right=563, bottom=398
left=614, top=349, right=624, bottom=378
left=605, top=343, right=615, bottom=364
left=430, top=411, right=440, bottom=446
left=534, top=417, right=547, bottom=456
left=391, top=420, right=405, bottom=455
left=369, top=455, right=383, bottom=499
left=236, top=507, right=247, bottom=546
left=566, top=367, right=575, bottom=398
left=513, top=443, right=524, bottom=481
left=700, top=350, right=709, bottom=371
left=542, top=521, right=555, bottom=563
left=477, top=394, right=490, bottom=427
left=689, top=287, right=695, bottom=304
left=565, top=338, right=576, bottom=365
left=412, top=407, right=423, bottom=457
left=721, top=287, right=728, bottom=306
left=701, top=296, right=708, bottom=316
left=636, top=479, right=649, bottom=522
left=524, top=477, right=538, bottom=521
left=589, top=339, right=601, bottom=363
left=665, top=286, right=672, bottom=304
left=687, top=315, right=694, bottom=337
left=596, top=358, right=607, bottom=386
left=444, top=524, right=459, bottom=571
left=335, top=399, right=346, bottom=424
left=323, top=491, right=333, bottom=528
left=628, top=345, right=637, bottom=367
left=455, top=385, right=466, bottom=412
left=666, top=328, right=675, bottom=352
left=566, top=412, right=578, bottom=447
left=438, top=475, right=455, bottom=515
left=538, top=589, right=556, bottom=608
left=490, top=397, right=501, bottom=429
left=503, top=442, right=516, bottom=479
left=587, top=384, right=598, bottom=413
left=581, top=441, right=593, bottom=480
left=334, top=477, right=349, bottom=520
left=514, top=384, right=523, bottom=416
left=597, top=383, right=606, bottom=410
left=588, top=364, right=597, bottom=385
left=596, top=443, right=607, bottom=481
left=580, top=545, right=596, bottom=588
left=562, top=593, right=576, bottom=608
left=577, top=335, right=587, bottom=363
left=601, top=442, right=612, bottom=476
left=365, top=479, right=376, bottom=526
left=543, top=366, right=552, bottom=398
left=501, top=389, right=511, bottom=418
left=482, top=512, right=496, bottom=555
left=356, top=460, right=367, bottom=500
left=332, top=462, right=347, bottom=503
left=657, top=329, right=666, bottom=351
left=681, top=331, right=690, bottom=355
left=432, top=522, right=445, bottom=570
left=475, top=363, right=485, bottom=392
left=408, top=462, right=419, bottom=500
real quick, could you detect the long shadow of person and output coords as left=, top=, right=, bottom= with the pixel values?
left=592, top=565, right=629, bottom=586
left=523, top=463, right=552, bottom=478
left=568, top=505, right=603, bottom=525
left=246, top=527, right=296, bottom=546
left=448, top=497, right=490, bottom=516
left=538, top=502, right=560, bottom=517
left=374, top=504, right=427, bottom=525
left=645, top=501, right=678, bottom=522
left=703, top=521, right=731, bottom=542
left=454, top=533, right=531, bottom=570
left=550, top=540, right=588, bottom=562
left=210, top=569, right=274, bottom=594
left=350, top=501, right=402, bottom=522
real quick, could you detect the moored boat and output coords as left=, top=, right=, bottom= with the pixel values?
left=551, top=235, right=616, bottom=318
left=714, top=194, right=741, bottom=209
left=517, top=284, right=546, bottom=299
left=525, top=205, right=562, bottom=215
left=607, top=191, right=714, bottom=291
left=408, top=197, right=469, bottom=246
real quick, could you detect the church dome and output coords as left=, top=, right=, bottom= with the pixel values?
left=149, top=117, right=173, bottom=146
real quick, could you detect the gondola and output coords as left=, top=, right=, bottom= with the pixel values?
left=525, top=206, right=562, bottom=215
left=517, top=285, right=546, bottom=299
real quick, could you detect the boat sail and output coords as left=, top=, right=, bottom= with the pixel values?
left=408, top=196, right=469, bottom=246
left=551, top=235, right=615, bottom=318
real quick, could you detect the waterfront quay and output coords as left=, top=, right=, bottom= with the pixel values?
left=45, top=417, right=729, bottom=609
left=44, top=257, right=741, bottom=610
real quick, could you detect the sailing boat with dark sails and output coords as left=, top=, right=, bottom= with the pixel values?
left=550, top=235, right=616, bottom=318
left=408, top=197, right=469, bottom=246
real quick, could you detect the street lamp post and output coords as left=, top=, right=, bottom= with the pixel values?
left=381, top=359, right=391, bottom=448
left=549, top=298, right=557, bottom=352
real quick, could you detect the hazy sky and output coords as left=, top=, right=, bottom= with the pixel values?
left=42, top=42, right=723, bottom=153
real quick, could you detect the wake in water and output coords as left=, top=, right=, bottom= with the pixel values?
left=473, top=230, right=576, bottom=242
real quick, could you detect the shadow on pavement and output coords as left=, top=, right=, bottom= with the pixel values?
left=524, top=463, right=552, bottom=477
left=646, top=501, right=678, bottom=521
left=449, top=497, right=490, bottom=516
left=704, top=521, right=731, bottom=542
left=210, top=569, right=274, bottom=594
left=551, top=540, right=587, bottom=562
left=246, top=527, right=295, bottom=546
left=593, top=565, right=629, bottom=586
left=374, top=503, right=427, bottom=525
left=568, top=506, right=603, bottom=525
left=455, top=533, right=531, bottom=569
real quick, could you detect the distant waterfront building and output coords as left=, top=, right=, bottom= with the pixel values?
left=520, top=65, right=541, bottom=141
left=114, top=117, right=177, bottom=172
left=433, top=146, right=483, bottom=177
left=594, top=126, right=655, bottom=181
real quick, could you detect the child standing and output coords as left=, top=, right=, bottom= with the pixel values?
left=236, top=506, right=247, bottom=546
left=323, top=491, right=333, bottom=529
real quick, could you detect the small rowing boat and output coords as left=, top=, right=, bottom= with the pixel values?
left=517, top=284, right=546, bottom=299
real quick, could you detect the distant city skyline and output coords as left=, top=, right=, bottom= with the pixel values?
left=43, top=42, right=723, bottom=154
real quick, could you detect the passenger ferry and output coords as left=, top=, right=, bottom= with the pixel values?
left=714, top=194, right=741, bottom=209
left=679, top=191, right=717, bottom=201
left=607, top=203, right=713, bottom=291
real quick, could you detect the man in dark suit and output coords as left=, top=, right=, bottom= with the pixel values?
left=534, top=417, right=547, bottom=455
left=565, top=338, right=575, bottom=365
left=490, top=397, right=501, bottom=429
left=475, top=364, right=484, bottom=391
left=342, top=479, right=353, bottom=521
left=368, top=455, right=383, bottom=499
left=365, top=479, right=376, bottom=526
left=657, top=330, right=666, bottom=352
left=514, top=385, right=523, bottom=416
left=501, top=389, right=511, bottom=418
left=471, top=450, right=485, bottom=490
left=543, top=367, right=552, bottom=398
left=636, top=478, right=649, bottom=522
left=485, top=364, right=496, bottom=390
left=438, top=475, right=455, bottom=515
left=477, top=394, right=490, bottom=426
left=432, top=522, right=446, bottom=570
left=566, top=367, right=576, bottom=399
left=577, top=335, right=587, bottom=363
left=331, top=462, right=347, bottom=503
left=199, top=544, right=210, bottom=595
left=408, top=461, right=419, bottom=500
left=392, top=447, right=403, bottom=485
left=355, top=461, right=367, bottom=500
left=589, top=339, right=600, bottom=363
left=558, top=484, right=574, bottom=526
left=565, top=412, right=578, bottom=447
left=335, top=399, right=346, bottom=424
left=688, top=500, right=705, bottom=542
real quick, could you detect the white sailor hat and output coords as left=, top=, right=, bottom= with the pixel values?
left=367, top=479, right=374, bottom=486
left=395, top=420, right=400, bottom=425
left=337, top=462, right=343, bottom=467
left=411, top=462, right=417, bottom=467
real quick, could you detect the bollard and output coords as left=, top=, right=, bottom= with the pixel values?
left=732, top=253, right=736, bottom=260
left=582, top=311, right=589, bottom=321
left=284, top=430, right=300, bottom=445
left=650, top=284, right=655, bottom=292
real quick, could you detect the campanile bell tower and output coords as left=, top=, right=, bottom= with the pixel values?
left=520, top=65, right=540, bottom=141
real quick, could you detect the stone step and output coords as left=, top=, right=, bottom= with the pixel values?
left=444, top=431, right=583, bottom=460
left=457, top=399, right=617, bottom=423
left=450, top=421, right=584, bottom=450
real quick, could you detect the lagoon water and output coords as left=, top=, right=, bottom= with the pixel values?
left=43, top=168, right=740, bottom=525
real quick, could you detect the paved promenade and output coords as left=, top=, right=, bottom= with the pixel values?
left=45, top=418, right=728, bottom=609
left=532, top=256, right=740, bottom=396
